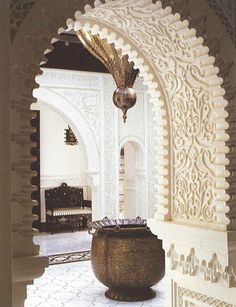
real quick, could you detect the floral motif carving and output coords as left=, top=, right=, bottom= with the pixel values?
left=167, top=244, right=236, bottom=287
left=53, top=88, right=100, bottom=143
left=171, top=79, right=215, bottom=222
left=103, top=90, right=118, bottom=218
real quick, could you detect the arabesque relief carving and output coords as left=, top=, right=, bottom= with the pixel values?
left=176, top=283, right=233, bottom=306
left=69, top=0, right=230, bottom=228
left=167, top=244, right=236, bottom=287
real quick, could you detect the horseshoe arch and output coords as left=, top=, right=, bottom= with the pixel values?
left=10, top=0, right=234, bottom=306
left=62, top=0, right=230, bottom=230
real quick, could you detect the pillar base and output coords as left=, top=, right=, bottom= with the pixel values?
left=13, top=255, right=48, bottom=307
left=148, top=219, right=236, bottom=306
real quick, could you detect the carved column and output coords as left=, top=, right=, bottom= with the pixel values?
left=135, top=167, right=147, bottom=218
left=86, top=171, right=101, bottom=220
left=102, top=76, right=119, bottom=219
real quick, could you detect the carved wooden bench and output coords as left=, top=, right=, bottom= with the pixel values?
left=45, top=183, right=92, bottom=234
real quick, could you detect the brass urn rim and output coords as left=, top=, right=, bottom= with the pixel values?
left=88, top=216, right=146, bottom=232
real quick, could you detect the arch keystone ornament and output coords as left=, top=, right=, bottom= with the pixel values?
left=10, top=0, right=236, bottom=306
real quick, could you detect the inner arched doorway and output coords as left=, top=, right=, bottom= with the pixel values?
left=119, top=139, right=146, bottom=218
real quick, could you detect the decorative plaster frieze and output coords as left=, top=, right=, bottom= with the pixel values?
left=175, top=282, right=233, bottom=307
left=41, top=175, right=88, bottom=188
left=167, top=244, right=236, bottom=287
left=52, top=88, right=100, bottom=143
left=37, top=68, right=102, bottom=89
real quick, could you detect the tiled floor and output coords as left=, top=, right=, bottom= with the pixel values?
left=25, top=261, right=165, bottom=307
left=34, top=230, right=92, bottom=256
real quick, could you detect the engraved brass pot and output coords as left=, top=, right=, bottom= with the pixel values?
left=88, top=218, right=165, bottom=302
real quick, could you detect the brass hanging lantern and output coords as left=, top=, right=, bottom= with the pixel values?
left=76, top=29, right=139, bottom=122
left=64, top=125, right=78, bottom=145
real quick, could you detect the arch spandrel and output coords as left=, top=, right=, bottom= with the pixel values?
left=63, top=0, right=230, bottom=229
left=32, top=87, right=99, bottom=173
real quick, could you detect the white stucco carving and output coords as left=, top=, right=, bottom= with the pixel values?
left=175, top=282, right=233, bottom=307
left=53, top=89, right=100, bottom=143
left=65, top=0, right=230, bottom=230
left=167, top=244, right=236, bottom=287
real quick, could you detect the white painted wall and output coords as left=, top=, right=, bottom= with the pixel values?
left=40, top=103, right=86, bottom=178
left=35, top=103, right=91, bottom=222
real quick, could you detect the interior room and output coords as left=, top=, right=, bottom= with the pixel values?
left=31, top=33, right=157, bottom=258
left=1, top=0, right=236, bottom=306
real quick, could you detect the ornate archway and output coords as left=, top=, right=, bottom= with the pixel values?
left=69, top=0, right=229, bottom=230
left=32, top=86, right=102, bottom=220
left=10, top=0, right=236, bottom=306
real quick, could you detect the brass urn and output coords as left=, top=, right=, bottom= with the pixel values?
left=88, top=217, right=165, bottom=302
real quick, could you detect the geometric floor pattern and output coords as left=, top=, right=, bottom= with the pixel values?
left=49, top=251, right=91, bottom=265
left=34, top=230, right=92, bottom=256
left=25, top=261, right=165, bottom=307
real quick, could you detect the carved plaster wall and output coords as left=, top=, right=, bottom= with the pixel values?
left=167, top=245, right=236, bottom=287
left=161, top=0, right=236, bottom=231
left=174, top=282, right=233, bottom=307
left=68, top=0, right=230, bottom=230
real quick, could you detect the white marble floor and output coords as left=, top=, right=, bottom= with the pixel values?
left=34, top=230, right=92, bottom=256
left=25, top=261, right=165, bottom=307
